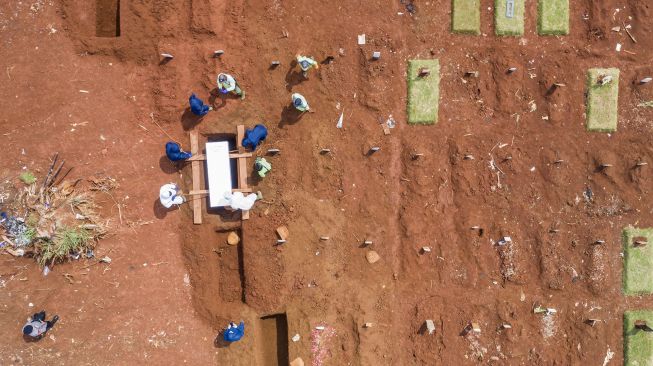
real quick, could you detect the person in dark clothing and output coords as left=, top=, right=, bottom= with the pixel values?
left=22, top=311, right=59, bottom=340
left=242, top=124, right=268, bottom=151
left=222, top=321, right=245, bottom=343
left=189, top=93, right=212, bottom=116
left=166, top=142, right=192, bottom=162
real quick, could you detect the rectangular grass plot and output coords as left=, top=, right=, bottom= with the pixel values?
left=623, top=227, right=653, bottom=295
left=624, top=310, right=653, bottom=365
left=407, top=60, right=440, bottom=125
left=495, top=0, right=524, bottom=36
left=452, top=0, right=480, bottom=35
left=538, top=0, right=569, bottom=35
left=587, top=68, right=620, bottom=132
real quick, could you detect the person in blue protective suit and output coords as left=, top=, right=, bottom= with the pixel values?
left=242, top=124, right=267, bottom=151
left=166, top=142, right=192, bottom=162
left=223, top=321, right=245, bottom=343
left=189, top=93, right=212, bottom=116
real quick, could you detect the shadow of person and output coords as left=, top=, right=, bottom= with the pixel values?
left=208, top=88, right=237, bottom=110
left=159, top=155, right=181, bottom=174
left=284, top=60, right=306, bottom=91
left=214, top=332, right=231, bottom=348
left=278, top=105, right=306, bottom=128
left=153, top=198, right=176, bottom=219
left=181, top=108, right=204, bottom=131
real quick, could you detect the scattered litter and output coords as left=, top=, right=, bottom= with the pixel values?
left=363, top=322, right=373, bottom=328
left=421, top=246, right=432, bottom=254
left=320, top=149, right=331, bottom=154
left=639, top=77, right=652, bottom=84
left=497, top=236, right=512, bottom=246
left=290, top=358, right=304, bottom=366
left=28, top=303, right=34, bottom=307
left=213, top=50, right=224, bottom=57
left=615, top=43, right=622, bottom=52
left=499, top=323, right=512, bottom=330
left=372, top=51, right=381, bottom=60
left=292, top=334, right=301, bottom=342
left=160, top=53, right=174, bottom=59
left=315, top=326, right=325, bottom=330
left=507, top=67, right=517, bottom=73
left=611, top=26, right=621, bottom=32
left=599, top=74, right=613, bottom=85
left=386, top=115, right=396, bottom=129
left=425, top=320, right=436, bottom=334
left=99, top=256, right=112, bottom=264
left=602, top=347, right=614, bottom=366
left=320, top=236, right=329, bottom=241
left=42, top=266, right=50, bottom=276
left=79, top=90, right=89, bottom=94
left=357, top=34, right=366, bottom=45
left=336, top=111, right=344, bottom=129
left=637, top=101, right=653, bottom=108
left=267, top=148, right=281, bottom=155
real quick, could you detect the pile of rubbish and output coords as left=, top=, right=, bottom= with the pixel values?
left=0, top=173, right=112, bottom=267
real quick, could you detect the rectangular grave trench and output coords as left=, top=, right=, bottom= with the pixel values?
left=217, top=227, right=245, bottom=303
left=259, top=313, right=289, bottom=366
left=96, top=0, right=120, bottom=37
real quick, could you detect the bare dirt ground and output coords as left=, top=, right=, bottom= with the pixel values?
left=1, top=0, right=653, bottom=365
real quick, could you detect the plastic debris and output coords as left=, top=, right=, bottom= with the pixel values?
left=100, top=256, right=112, bottom=264
left=336, top=111, right=344, bottom=129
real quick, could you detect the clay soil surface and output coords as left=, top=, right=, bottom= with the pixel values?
left=1, top=0, right=653, bottom=365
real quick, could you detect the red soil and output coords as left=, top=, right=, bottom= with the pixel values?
left=1, top=0, right=653, bottom=365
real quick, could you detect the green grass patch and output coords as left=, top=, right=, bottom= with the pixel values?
left=623, top=227, right=653, bottom=295
left=586, top=68, right=620, bottom=132
left=407, top=60, right=440, bottom=125
left=19, top=171, right=36, bottom=185
left=36, top=226, right=93, bottom=266
left=452, top=0, right=480, bottom=35
left=624, top=310, right=653, bottom=365
left=495, top=0, right=525, bottom=36
left=538, top=0, right=569, bottom=35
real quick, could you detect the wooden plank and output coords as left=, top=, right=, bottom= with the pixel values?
left=236, top=125, right=250, bottom=220
left=187, top=154, right=206, bottom=161
left=237, top=125, right=245, bottom=149
left=188, top=190, right=209, bottom=195
left=230, top=152, right=253, bottom=159
left=190, top=129, right=202, bottom=224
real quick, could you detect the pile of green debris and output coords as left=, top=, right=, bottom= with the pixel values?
left=1, top=171, right=114, bottom=267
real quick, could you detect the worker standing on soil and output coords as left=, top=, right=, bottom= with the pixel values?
left=217, top=73, right=245, bottom=99
left=159, top=183, right=185, bottom=208
left=223, top=321, right=245, bottom=343
left=165, top=142, right=192, bottom=162
left=254, top=157, right=272, bottom=178
left=189, top=93, right=212, bottom=116
left=296, top=54, right=319, bottom=78
left=242, top=124, right=268, bottom=151
left=291, top=93, right=310, bottom=113
left=22, top=311, right=59, bottom=340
